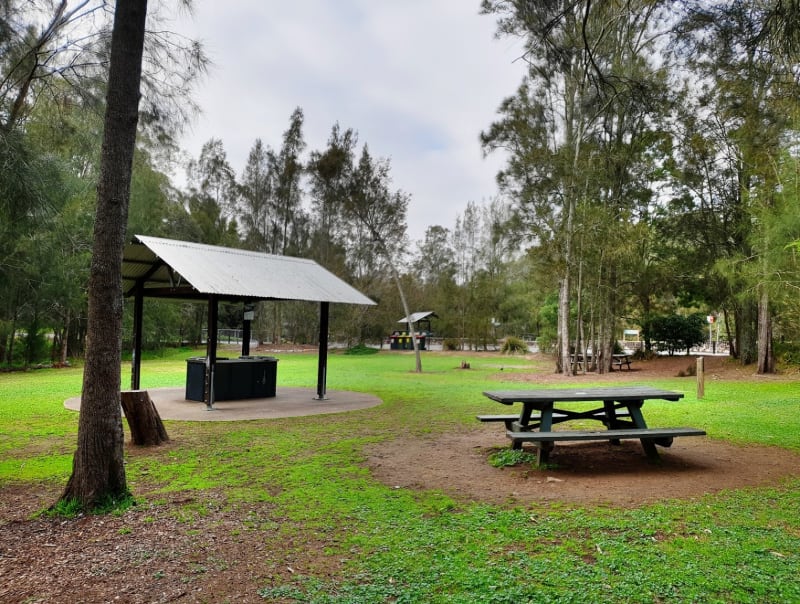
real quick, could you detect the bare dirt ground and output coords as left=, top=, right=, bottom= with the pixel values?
left=2, top=354, right=799, bottom=603
left=368, top=354, right=800, bottom=507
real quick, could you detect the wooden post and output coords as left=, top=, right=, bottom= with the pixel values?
left=120, top=390, right=169, bottom=446
left=696, top=356, right=705, bottom=399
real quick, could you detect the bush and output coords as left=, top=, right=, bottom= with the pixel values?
left=774, top=341, right=800, bottom=366
left=632, top=348, right=657, bottom=361
left=644, top=313, right=706, bottom=355
left=343, top=343, right=379, bottom=356
left=443, top=338, right=460, bottom=351
left=501, top=336, right=528, bottom=355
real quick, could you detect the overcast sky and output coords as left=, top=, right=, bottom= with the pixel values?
left=173, top=1, right=524, bottom=242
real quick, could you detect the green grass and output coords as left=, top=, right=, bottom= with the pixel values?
left=1, top=349, right=799, bottom=602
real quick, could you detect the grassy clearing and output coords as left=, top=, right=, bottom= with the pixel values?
left=1, top=349, right=799, bottom=602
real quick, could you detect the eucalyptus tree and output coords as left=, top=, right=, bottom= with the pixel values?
left=482, top=0, right=673, bottom=373
left=342, top=145, right=420, bottom=370
left=248, top=109, right=310, bottom=345
left=307, top=123, right=358, bottom=272
left=674, top=1, right=800, bottom=371
left=268, top=107, right=308, bottom=257
left=239, top=138, right=272, bottom=251
left=450, top=199, right=520, bottom=349
left=185, top=138, right=239, bottom=245
left=412, top=225, right=458, bottom=336
left=451, top=202, right=481, bottom=347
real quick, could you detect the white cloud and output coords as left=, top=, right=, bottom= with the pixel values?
left=174, top=1, right=523, bottom=241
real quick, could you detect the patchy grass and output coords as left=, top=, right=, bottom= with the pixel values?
left=1, top=350, right=799, bottom=602
left=487, top=447, right=540, bottom=468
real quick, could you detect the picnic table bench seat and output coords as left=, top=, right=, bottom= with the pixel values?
left=506, top=426, right=706, bottom=448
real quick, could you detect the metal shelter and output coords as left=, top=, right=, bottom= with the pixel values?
left=397, top=311, right=438, bottom=332
left=122, top=235, right=375, bottom=406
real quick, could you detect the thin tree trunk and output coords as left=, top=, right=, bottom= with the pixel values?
left=60, top=0, right=148, bottom=509
left=736, top=297, right=758, bottom=365
left=558, top=275, right=571, bottom=375
left=757, top=288, right=774, bottom=374
left=574, top=258, right=585, bottom=374
left=390, top=263, right=422, bottom=373
left=60, top=309, right=70, bottom=364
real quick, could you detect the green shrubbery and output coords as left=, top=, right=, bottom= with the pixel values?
left=443, top=338, right=460, bottom=351
left=643, top=313, right=707, bottom=355
left=501, top=336, right=528, bottom=355
left=343, top=343, right=379, bottom=355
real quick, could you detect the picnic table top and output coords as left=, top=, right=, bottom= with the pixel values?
left=482, top=386, right=684, bottom=404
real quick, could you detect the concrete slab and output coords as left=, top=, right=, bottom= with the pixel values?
left=64, top=387, right=382, bottom=422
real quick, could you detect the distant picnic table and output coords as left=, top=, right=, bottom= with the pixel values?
left=570, top=353, right=633, bottom=371
left=479, top=386, right=705, bottom=464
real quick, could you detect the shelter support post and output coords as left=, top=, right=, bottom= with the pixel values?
left=315, top=301, right=329, bottom=400
left=131, top=288, right=144, bottom=390
left=205, top=295, right=219, bottom=410
left=242, top=302, right=254, bottom=357
left=242, top=320, right=251, bottom=356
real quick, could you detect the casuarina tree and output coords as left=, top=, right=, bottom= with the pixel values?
left=59, top=0, right=148, bottom=510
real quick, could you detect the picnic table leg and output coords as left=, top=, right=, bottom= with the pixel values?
left=626, top=402, right=661, bottom=461
left=535, top=405, right=555, bottom=465
left=511, top=403, right=536, bottom=449
left=602, top=400, right=622, bottom=445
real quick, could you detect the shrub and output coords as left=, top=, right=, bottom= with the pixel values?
left=343, top=343, right=379, bottom=356
left=443, top=338, right=460, bottom=351
left=643, top=313, right=706, bottom=355
left=632, top=348, right=657, bottom=361
left=501, top=336, right=528, bottom=355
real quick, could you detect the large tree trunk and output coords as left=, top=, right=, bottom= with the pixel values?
left=60, top=0, right=148, bottom=509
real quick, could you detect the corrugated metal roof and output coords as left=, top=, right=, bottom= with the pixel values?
left=123, top=235, right=375, bottom=305
left=397, top=311, right=437, bottom=323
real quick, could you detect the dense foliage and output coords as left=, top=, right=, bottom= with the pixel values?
left=644, top=314, right=708, bottom=356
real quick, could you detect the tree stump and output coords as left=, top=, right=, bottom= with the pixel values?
left=120, top=390, right=169, bottom=446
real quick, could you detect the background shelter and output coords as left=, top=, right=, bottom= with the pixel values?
left=122, top=235, right=375, bottom=407
left=397, top=311, right=437, bottom=334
